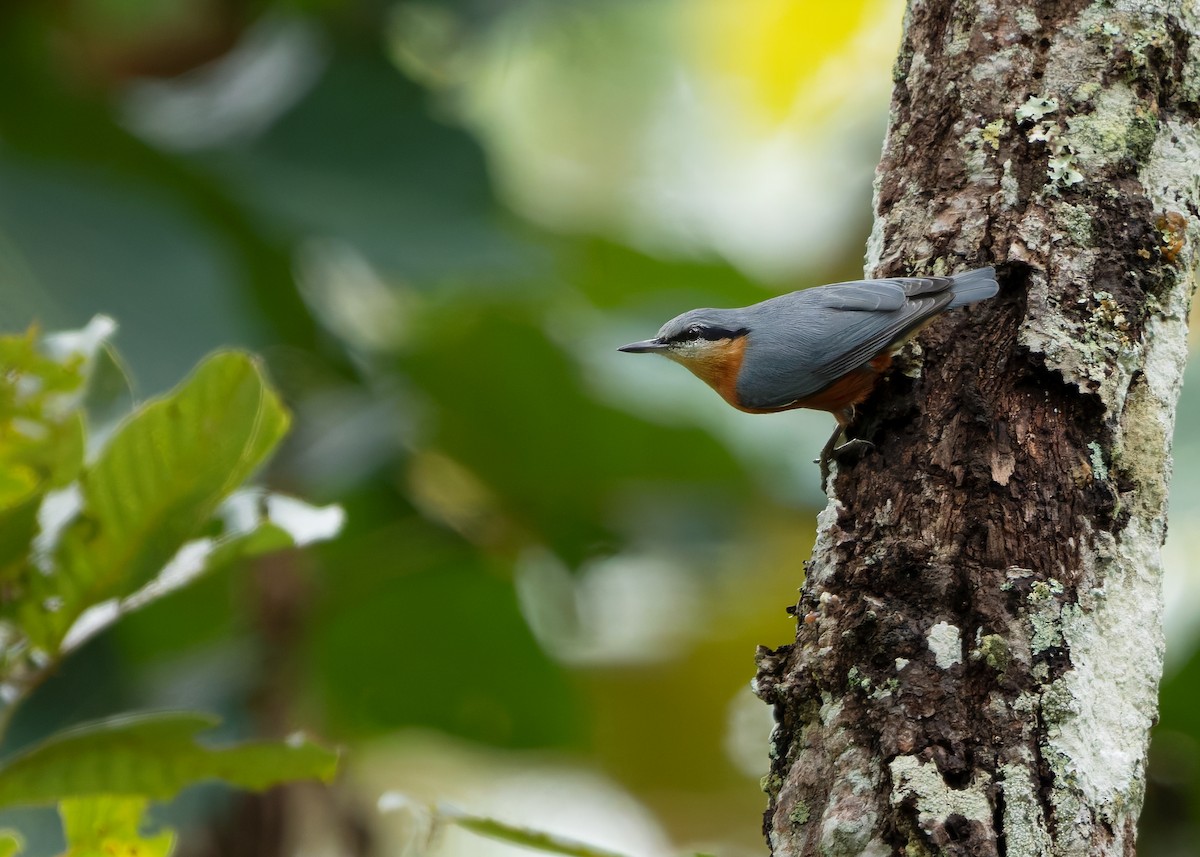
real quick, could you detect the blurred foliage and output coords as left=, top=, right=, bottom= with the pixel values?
left=57, top=797, right=174, bottom=857
left=0, top=321, right=340, bottom=853
left=0, top=0, right=1196, bottom=855
left=0, top=1, right=816, bottom=851
left=0, top=712, right=335, bottom=809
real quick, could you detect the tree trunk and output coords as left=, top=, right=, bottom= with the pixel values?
left=754, top=2, right=1199, bottom=855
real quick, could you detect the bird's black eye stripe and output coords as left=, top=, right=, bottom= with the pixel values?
left=668, top=325, right=749, bottom=344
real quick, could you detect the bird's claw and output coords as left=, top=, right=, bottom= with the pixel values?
left=817, top=431, right=876, bottom=491
left=832, top=437, right=875, bottom=457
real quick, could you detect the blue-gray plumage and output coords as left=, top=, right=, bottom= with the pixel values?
left=619, top=267, right=997, bottom=422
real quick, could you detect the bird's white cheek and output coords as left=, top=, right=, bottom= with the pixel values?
left=661, top=343, right=702, bottom=365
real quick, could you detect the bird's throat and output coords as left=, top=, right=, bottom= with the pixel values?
left=667, top=336, right=748, bottom=410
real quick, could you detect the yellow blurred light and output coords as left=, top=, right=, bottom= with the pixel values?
left=686, top=0, right=876, bottom=129
left=398, top=0, right=907, bottom=274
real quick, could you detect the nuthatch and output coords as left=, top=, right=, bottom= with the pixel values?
left=619, top=267, right=997, bottom=472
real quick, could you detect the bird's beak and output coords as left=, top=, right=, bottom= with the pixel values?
left=618, top=338, right=668, bottom=353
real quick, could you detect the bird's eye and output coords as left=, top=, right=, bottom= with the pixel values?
left=683, top=325, right=704, bottom=341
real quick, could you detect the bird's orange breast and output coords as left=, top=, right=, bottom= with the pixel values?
left=667, top=336, right=749, bottom=410
left=676, top=339, right=893, bottom=420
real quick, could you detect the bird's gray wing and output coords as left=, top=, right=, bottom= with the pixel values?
left=812, top=277, right=956, bottom=310
left=810, top=289, right=955, bottom=385
left=810, top=280, right=909, bottom=311
left=737, top=281, right=956, bottom=409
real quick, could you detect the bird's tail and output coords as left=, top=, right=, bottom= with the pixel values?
left=946, top=266, right=998, bottom=308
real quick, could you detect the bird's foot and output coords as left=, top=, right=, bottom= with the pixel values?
left=816, top=432, right=875, bottom=491
left=832, top=437, right=875, bottom=458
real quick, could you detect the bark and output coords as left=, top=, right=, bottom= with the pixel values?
left=754, top=2, right=1200, bottom=855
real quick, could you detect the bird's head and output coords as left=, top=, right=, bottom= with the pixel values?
left=619, top=309, right=750, bottom=358
left=619, top=309, right=751, bottom=400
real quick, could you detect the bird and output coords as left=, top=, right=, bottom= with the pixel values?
left=618, top=266, right=998, bottom=477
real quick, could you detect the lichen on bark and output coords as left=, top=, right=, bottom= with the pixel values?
left=755, top=1, right=1200, bottom=855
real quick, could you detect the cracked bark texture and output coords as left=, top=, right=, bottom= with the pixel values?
left=754, top=2, right=1200, bottom=856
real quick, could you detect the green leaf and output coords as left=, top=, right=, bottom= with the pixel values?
left=441, top=806, right=634, bottom=857
left=0, top=321, right=97, bottom=581
left=59, top=796, right=173, bottom=857
left=58, top=491, right=344, bottom=654
left=0, top=712, right=338, bottom=808
left=22, top=351, right=290, bottom=650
